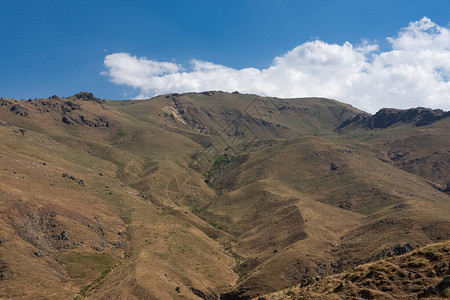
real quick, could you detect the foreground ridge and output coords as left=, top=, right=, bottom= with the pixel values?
left=258, top=240, right=450, bottom=299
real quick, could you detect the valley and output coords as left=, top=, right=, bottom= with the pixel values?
left=0, top=91, right=449, bottom=299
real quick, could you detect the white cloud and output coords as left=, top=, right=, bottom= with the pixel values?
left=102, top=17, right=450, bottom=113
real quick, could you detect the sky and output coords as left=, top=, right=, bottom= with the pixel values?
left=1, top=0, right=450, bottom=113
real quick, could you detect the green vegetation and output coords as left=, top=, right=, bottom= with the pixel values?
left=205, top=155, right=231, bottom=179
left=75, top=265, right=115, bottom=299
left=412, top=284, right=423, bottom=292
left=56, top=252, right=117, bottom=299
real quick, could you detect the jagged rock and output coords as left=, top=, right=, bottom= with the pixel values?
left=73, top=92, right=96, bottom=101
left=10, top=105, right=29, bottom=116
left=338, top=107, right=450, bottom=130
left=393, top=243, right=414, bottom=255
left=78, top=179, right=86, bottom=187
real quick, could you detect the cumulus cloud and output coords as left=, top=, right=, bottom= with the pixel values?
left=102, top=17, right=450, bottom=113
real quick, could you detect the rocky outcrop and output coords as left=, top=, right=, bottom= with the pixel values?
left=338, top=107, right=450, bottom=130
left=10, top=105, right=29, bottom=117
left=69, top=92, right=104, bottom=103
left=433, top=181, right=450, bottom=193
left=62, top=173, right=86, bottom=187
left=1, top=92, right=112, bottom=128
left=0, top=98, right=13, bottom=106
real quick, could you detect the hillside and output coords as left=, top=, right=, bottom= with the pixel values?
left=0, top=91, right=449, bottom=299
left=258, top=240, right=450, bottom=299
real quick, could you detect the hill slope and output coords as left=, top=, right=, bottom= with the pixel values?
left=259, top=240, right=450, bottom=299
left=0, top=92, right=449, bottom=299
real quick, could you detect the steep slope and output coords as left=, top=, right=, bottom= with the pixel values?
left=0, top=93, right=238, bottom=299
left=190, top=135, right=450, bottom=298
left=0, top=91, right=449, bottom=299
left=259, top=240, right=450, bottom=299
left=337, top=107, right=450, bottom=187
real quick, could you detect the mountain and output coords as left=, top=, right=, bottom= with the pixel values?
left=0, top=91, right=449, bottom=299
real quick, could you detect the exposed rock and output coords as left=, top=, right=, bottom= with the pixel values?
left=0, top=98, right=13, bottom=106
left=338, top=107, right=450, bottom=130
left=59, top=230, right=69, bottom=241
left=12, top=129, right=27, bottom=135
left=360, top=289, right=373, bottom=299
left=433, top=182, right=450, bottom=193
left=10, top=104, right=29, bottom=116
left=0, top=261, right=12, bottom=281
left=62, top=173, right=76, bottom=181
left=111, top=139, right=126, bottom=146
left=62, top=173, right=85, bottom=187
left=61, top=116, right=72, bottom=124
left=330, top=162, right=340, bottom=171
left=72, top=92, right=96, bottom=101
left=393, top=243, right=414, bottom=256
left=63, top=101, right=81, bottom=111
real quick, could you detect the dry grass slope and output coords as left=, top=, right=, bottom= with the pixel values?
left=0, top=91, right=448, bottom=299
left=259, top=240, right=450, bottom=299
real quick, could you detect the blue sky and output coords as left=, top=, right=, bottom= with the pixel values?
left=1, top=0, right=450, bottom=111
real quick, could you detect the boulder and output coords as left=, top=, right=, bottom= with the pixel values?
left=393, top=243, right=414, bottom=255
left=330, top=162, right=340, bottom=171
left=59, top=230, right=69, bottom=241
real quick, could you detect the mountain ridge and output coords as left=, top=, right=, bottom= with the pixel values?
left=0, top=91, right=449, bottom=299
